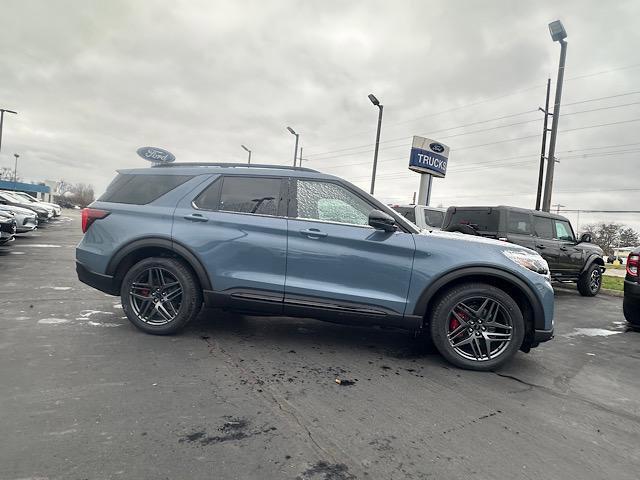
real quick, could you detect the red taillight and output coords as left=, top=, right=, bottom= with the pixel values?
left=627, top=253, right=639, bottom=277
left=81, top=208, right=110, bottom=233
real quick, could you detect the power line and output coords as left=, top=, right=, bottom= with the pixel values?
left=307, top=93, right=640, bottom=161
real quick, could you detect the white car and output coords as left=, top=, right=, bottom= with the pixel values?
left=6, top=191, right=62, bottom=217
left=390, top=204, right=445, bottom=231
left=0, top=204, right=38, bottom=232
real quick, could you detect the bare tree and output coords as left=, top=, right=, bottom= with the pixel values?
left=583, top=223, right=640, bottom=255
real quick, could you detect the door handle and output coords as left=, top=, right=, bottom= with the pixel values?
left=300, top=228, right=328, bottom=238
left=560, top=246, right=568, bottom=251
left=184, top=213, right=208, bottom=222
left=536, top=244, right=546, bottom=249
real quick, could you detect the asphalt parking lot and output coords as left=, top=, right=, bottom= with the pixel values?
left=1, top=210, right=639, bottom=480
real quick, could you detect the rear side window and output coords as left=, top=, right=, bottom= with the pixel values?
left=448, top=209, right=499, bottom=233
left=218, top=176, right=282, bottom=216
left=392, top=206, right=416, bottom=223
left=98, top=174, right=193, bottom=205
left=534, top=216, right=554, bottom=239
left=424, top=210, right=444, bottom=228
left=507, top=211, right=532, bottom=235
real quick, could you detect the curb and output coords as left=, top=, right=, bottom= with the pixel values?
left=554, top=286, right=624, bottom=298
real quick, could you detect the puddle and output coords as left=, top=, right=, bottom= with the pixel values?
left=564, top=328, right=623, bottom=338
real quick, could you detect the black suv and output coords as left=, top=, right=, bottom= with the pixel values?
left=443, top=206, right=605, bottom=296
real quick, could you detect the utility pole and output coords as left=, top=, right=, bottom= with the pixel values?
left=542, top=20, right=568, bottom=212
left=299, top=147, right=303, bottom=167
left=368, top=94, right=384, bottom=195
left=13, top=153, right=19, bottom=189
left=535, top=78, right=551, bottom=210
left=0, top=108, right=18, bottom=156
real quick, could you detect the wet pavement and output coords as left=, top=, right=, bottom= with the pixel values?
left=1, top=210, right=639, bottom=480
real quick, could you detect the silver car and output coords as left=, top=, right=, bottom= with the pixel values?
left=5, top=191, right=61, bottom=217
left=0, top=204, right=38, bottom=232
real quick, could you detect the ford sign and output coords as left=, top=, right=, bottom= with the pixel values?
left=408, top=136, right=449, bottom=178
left=136, top=146, right=176, bottom=164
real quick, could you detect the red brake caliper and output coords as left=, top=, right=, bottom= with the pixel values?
left=450, top=308, right=468, bottom=331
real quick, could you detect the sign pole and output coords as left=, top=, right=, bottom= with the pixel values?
left=417, top=173, right=433, bottom=206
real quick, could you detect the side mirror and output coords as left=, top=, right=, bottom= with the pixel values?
left=579, top=233, right=592, bottom=243
left=368, top=209, right=396, bottom=232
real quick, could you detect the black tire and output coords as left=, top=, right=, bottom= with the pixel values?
left=577, top=263, right=602, bottom=297
left=623, top=297, right=640, bottom=326
left=445, top=224, right=478, bottom=236
left=120, top=257, right=203, bottom=335
left=429, top=282, right=525, bottom=371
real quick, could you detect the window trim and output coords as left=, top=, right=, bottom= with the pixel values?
left=191, top=174, right=288, bottom=218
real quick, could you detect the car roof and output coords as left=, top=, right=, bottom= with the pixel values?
left=117, top=163, right=334, bottom=181
left=446, top=205, right=571, bottom=222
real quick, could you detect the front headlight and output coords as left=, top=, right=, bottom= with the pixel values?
left=502, top=249, right=550, bottom=280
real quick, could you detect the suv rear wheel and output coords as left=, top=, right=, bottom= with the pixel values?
left=120, top=257, right=203, bottom=334
left=429, top=283, right=525, bottom=371
left=577, top=263, right=602, bottom=297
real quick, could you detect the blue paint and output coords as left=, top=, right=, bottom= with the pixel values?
left=0, top=180, right=50, bottom=193
left=409, top=147, right=448, bottom=177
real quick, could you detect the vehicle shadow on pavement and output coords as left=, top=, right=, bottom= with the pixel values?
left=186, top=307, right=439, bottom=361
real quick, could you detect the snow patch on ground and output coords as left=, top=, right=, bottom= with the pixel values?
left=15, top=316, right=31, bottom=320
left=9, top=251, right=25, bottom=255
left=564, top=328, right=622, bottom=338
left=38, top=318, right=69, bottom=325
left=87, top=321, right=121, bottom=327
left=19, top=244, right=62, bottom=248
left=79, top=310, right=115, bottom=318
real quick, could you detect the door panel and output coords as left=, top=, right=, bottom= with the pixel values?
left=285, top=219, right=415, bottom=315
left=553, top=219, right=583, bottom=273
left=533, top=216, right=560, bottom=270
left=172, top=175, right=288, bottom=308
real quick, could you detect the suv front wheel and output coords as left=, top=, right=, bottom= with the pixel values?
left=577, top=263, right=602, bottom=297
left=120, top=257, right=203, bottom=334
left=429, top=283, right=525, bottom=371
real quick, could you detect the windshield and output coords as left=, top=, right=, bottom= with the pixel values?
left=448, top=209, right=500, bottom=233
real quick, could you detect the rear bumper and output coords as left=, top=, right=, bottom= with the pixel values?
left=624, top=279, right=640, bottom=301
left=76, top=261, right=118, bottom=295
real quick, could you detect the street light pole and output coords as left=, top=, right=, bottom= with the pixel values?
left=368, top=94, right=384, bottom=195
left=535, top=78, right=551, bottom=210
left=542, top=20, right=568, bottom=212
left=287, top=127, right=299, bottom=167
left=0, top=108, right=18, bottom=156
left=241, top=145, right=252, bottom=164
left=13, top=153, right=19, bottom=189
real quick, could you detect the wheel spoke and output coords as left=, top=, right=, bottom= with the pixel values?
left=155, top=302, right=172, bottom=321
left=469, top=336, right=482, bottom=359
left=448, top=324, right=467, bottom=340
left=156, top=268, right=166, bottom=286
left=451, top=335, right=474, bottom=349
left=164, top=286, right=183, bottom=301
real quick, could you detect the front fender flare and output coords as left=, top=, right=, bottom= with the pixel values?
left=412, top=266, right=546, bottom=330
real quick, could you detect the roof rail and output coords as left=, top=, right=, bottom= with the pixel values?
left=151, top=162, right=318, bottom=173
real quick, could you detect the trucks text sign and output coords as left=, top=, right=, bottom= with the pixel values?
left=408, top=136, right=449, bottom=177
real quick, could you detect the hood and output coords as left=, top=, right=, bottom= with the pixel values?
left=419, top=229, right=535, bottom=252
left=580, top=241, right=604, bottom=255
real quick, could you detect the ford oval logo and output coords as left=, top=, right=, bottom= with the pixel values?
left=136, top=146, right=176, bottom=163
left=429, top=142, right=445, bottom=153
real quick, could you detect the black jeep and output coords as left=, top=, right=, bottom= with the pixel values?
left=443, top=206, right=605, bottom=296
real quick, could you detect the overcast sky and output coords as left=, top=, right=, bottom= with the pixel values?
left=2, top=0, right=639, bottom=231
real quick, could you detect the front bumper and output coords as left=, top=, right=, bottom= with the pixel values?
left=534, top=328, right=554, bottom=343
left=76, top=261, right=118, bottom=295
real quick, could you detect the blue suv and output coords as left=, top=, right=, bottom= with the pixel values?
left=76, top=163, right=554, bottom=370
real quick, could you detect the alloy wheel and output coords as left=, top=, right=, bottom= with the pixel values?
left=446, top=296, right=513, bottom=362
left=590, top=269, right=601, bottom=292
left=129, top=267, right=183, bottom=325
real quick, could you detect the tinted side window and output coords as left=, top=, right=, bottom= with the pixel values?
left=554, top=220, right=575, bottom=241
left=424, top=210, right=444, bottom=228
left=219, top=176, right=282, bottom=216
left=98, top=174, right=194, bottom=204
left=508, top=211, right=532, bottom=235
left=296, top=180, right=374, bottom=226
left=534, top=216, right=554, bottom=239
left=193, top=178, right=222, bottom=210
left=448, top=209, right=499, bottom=232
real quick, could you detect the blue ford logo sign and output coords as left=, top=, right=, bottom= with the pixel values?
left=408, top=136, right=450, bottom=178
left=429, top=142, right=445, bottom=153
left=136, top=146, right=176, bottom=164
